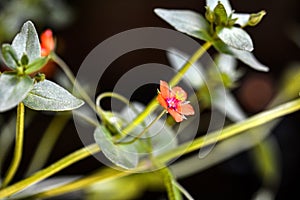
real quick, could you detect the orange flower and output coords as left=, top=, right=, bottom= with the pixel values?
left=40, top=29, right=55, bottom=56
left=157, top=80, right=195, bottom=122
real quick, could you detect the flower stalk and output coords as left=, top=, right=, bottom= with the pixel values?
left=2, top=103, right=25, bottom=187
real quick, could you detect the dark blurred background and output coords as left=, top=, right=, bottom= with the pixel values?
left=1, top=0, right=300, bottom=199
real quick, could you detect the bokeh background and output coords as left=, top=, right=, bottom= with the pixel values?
left=1, top=0, right=300, bottom=199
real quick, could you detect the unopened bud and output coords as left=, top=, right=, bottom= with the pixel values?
left=248, top=10, right=266, bottom=26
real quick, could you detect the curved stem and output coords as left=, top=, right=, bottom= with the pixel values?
left=157, top=98, right=300, bottom=163
left=0, top=143, right=100, bottom=198
left=121, top=41, right=212, bottom=136
left=25, top=113, right=71, bottom=177
left=116, top=110, right=166, bottom=145
left=2, top=103, right=25, bottom=187
left=11, top=98, right=300, bottom=199
left=51, top=53, right=97, bottom=113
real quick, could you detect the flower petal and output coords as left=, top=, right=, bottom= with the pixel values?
left=171, top=86, right=187, bottom=101
left=180, top=103, right=195, bottom=116
left=160, top=80, right=170, bottom=99
left=168, top=109, right=183, bottom=122
left=157, top=93, right=168, bottom=110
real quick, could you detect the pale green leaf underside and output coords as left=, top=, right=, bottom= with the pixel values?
left=94, top=125, right=139, bottom=169
left=232, top=13, right=250, bottom=27
left=0, top=73, right=34, bottom=112
left=23, top=80, right=84, bottom=111
left=212, top=40, right=269, bottom=72
left=11, top=21, right=41, bottom=63
left=217, top=26, right=254, bottom=52
left=154, top=8, right=210, bottom=41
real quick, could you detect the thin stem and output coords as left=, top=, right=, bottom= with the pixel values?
left=116, top=110, right=166, bottom=145
left=25, top=113, right=71, bottom=177
left=157, top=98, right=300, bottom=163
left=173, top=180, right=194, bottom=200
left=121, top=41, right=212, bottom=136
left=2, top=103, right=25, bottom=187
left=35, top=168, right=128, bottom=199
left=51, top=53, right=96, bottom=113
left=160, top=167, right=181, bottom=200
left=0, top=143, right=100, bottom=198
left=1, top=98, right=300, bottom=198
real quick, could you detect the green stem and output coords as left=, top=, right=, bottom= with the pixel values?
left=35, top=168, right=129, bottom=199
left=121, top=41, right=212, bottom=135
left=2, top=103, right=25, bottom=187
left=51, top=53, right=96, bottom=113
left=0, top=144, right=100, bottom=198
left=157, top=98, right=300, bottom=163
left=1, top=98, right=300, bottom=198
left=116, top=110, right=166, bottom=145
left=25, top=113, right=71, bottom=177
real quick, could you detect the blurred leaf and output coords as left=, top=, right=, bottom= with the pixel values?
left=1, top=44, right=19, bottom=69
left=23, top=80, right=84, bottom=111
left=0, top=73, right=34, bottom=112
left=213, top=89, right=246, bottom=122
left=154, top=9, right=211, bottom=41
left=119, top=102, right=178, bottom=155
left=94, top=125, right=139, bottom=169
left=167, top=48, right=205, bottom=89
left=11, top=21, right=41, bottom=63
left=9, top=176, right=80, bottom=199
left=216, top=26, right=254, bottom=51
left=25, top=57, right=49, bottom=74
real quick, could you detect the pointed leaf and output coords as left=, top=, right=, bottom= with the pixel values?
left=229, top=47, right=269, bottom=72
left=11, top=21, right=41, bottom=63
left=25, top=57, right=49, bottom=75
left=216, top=26, right=254, bottom=51
left=23, top=80, right=84, bottom=111
left=1, top=44, right=19, bottom=69
left=154, top=8, right=210, bottom=41
left=206, top=0, right=232, bottom=14
left=0, top=73, right=34, bottom=112
left=94, top=125, right=139, bottom=169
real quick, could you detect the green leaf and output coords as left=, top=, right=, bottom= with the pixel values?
left=213, top=1, right=228, bottom=25
left=11, top=21, right=41, bottom=63
left=94, top=125, right=139, bottom=169
left=23, top=80, right=84, bottom=111
left=0, top=73, right=34, bottom=112
left=25, top=57, right=49, bottom=75
left=154, top=8, right=210, bottom=41
left=1, top=44, right=19, bottom=69
left=216, top=26, right=254, bottom=51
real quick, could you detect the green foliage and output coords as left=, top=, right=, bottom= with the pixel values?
left=94, top=125, right=139, bottom=169
left=0, top=73, right=34, bottom=112
left=23, top=80, right=84, bottom=111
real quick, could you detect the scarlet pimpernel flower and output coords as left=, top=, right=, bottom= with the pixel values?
left=157, top=80, right=195, bottom=122
left=39, top=29, right=56, bottom=77
left=40, top=29, right=55, bottom=57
